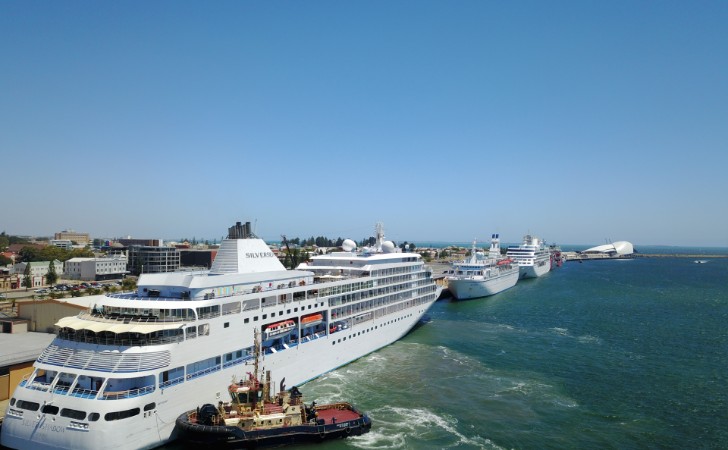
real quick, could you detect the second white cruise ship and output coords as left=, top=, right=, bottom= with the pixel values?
left=447, top=234, right=519, bottom=300
left=1, top=222, right=439, bottom=450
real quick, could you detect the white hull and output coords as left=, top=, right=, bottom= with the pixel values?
left=518, top=255, right=552, bottom=279
left=447, top=269, right=519, bottom=300
left=1, top=304, right=431, bottom=450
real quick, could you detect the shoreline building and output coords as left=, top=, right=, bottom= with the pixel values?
left=64, top=254, right=129, bottom=281
left=127, top=246, right=180, bottom=274
left=54, top=230, right=90, bottom=247
left=12, top=260, right=63, bottom=288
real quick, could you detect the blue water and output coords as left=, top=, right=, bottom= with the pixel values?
left=294, top=256, right=728, bottom=449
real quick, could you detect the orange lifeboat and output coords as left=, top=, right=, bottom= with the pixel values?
left=301, top=313, right=323, bottom=327
left=497, top=259, right=513, bottom=266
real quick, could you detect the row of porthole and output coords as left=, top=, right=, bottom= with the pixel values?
left=242, top=302, right=323, bottom=324
left=331, top=314, right=413, bottom=345
left=10, top=397, right=156, bottom=422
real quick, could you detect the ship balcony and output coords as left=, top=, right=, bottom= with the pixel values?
left=100, top=375, right=155, bottom=400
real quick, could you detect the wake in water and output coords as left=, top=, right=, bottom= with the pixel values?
left=302, top=341, right=579, bottom=449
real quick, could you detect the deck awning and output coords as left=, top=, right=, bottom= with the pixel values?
left=127, top=323, right=183, bottom=334
left=55, top=317, right=183, bottom=334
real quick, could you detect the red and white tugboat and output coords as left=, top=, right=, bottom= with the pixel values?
left=175, top=331, right=371, bottom=447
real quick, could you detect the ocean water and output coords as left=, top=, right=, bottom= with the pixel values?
left=293, top=255, right=728, bottom=449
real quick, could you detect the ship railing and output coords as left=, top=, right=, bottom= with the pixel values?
left=80, top=311, right=187, bottom=324
left=57, top=329, right=184, bottom=347
left=69, top=387, right=99, bottom=399
left=52, top=384, right=72, bottom=395
left=186, top=365, right=221, bottom=381
left=25, top=381, right=51, bottom=393
left=222, top=355, right=252, bottom=369
left=160, top=376, right=185, bottom=389
left=100, top=384, right=155, bottom=400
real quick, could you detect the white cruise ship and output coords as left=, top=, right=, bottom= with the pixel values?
left=447, top=234, right=519, bottom=300
left=1, top=222, right=439, bottom=450
left=505, top=235, right=552, bottom=279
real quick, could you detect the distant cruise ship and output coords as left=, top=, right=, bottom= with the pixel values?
left=447, top=234, right=519, bottom=300
left=1, top=222, right=439, bottom=450
left=506, top=235, right=552, bottom=279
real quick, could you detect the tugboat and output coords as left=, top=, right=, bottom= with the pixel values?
left=175, top=331, right=371, bottom=447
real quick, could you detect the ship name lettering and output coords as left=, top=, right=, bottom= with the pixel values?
left=22, top=420, right=65, bottom=433
left=245, top=252, right=275, bottom=259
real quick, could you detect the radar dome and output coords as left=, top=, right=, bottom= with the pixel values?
left=341, top=239, right=357, bottom=252
left=382, top=241, right=396, bottom=253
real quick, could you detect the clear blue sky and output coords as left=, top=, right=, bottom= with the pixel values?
left=2, top=1, right=727, bottom=247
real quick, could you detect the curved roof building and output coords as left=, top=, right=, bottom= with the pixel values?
left=583, top=241, right=634, bottom=255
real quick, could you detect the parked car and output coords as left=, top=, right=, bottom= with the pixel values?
left=35, top=288, right=49, bottom=294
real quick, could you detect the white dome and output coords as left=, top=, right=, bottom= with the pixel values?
left=583, top=241, right=634, bottom=255
left=382, top=241, right=396, bottom=253
left=341, top=239, right=357, bottom=252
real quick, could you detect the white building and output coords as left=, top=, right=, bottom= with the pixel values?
left=582, top=241, right=634, bottom=256
left=12, top=260, right=63, bottom=287
left=50, top=239, right=74, bottom=250
left=64, top=254, right=129, bottom=281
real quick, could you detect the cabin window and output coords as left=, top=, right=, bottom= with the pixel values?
left=222, top=301, right=241, bottom=315
left=88, top=413, right=100, bottom=421
left=42, top=405, right=59, bottom=415
left=186, top=326, right=197, bottom=339
left=263, top=314, right=267, bottom=319
left=244, top=318, right=249, bottom=323
left=60, top=408, right=86, bottom=420
left=16, top=400, right=40, bottom=411
left=105, top=408, right=140, bottom=421
left=159, top=367, right=184, bottom=388
left=144, top=402, right=156, bottom=412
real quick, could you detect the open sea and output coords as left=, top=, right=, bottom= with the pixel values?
left=273, top=251, right=727, bottom=450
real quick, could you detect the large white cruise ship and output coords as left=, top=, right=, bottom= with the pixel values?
left=447, top=234, right=519, bottom=300
left=505, top=235, right=552, bottom=279
left=1, top=222, right=439, bottom=450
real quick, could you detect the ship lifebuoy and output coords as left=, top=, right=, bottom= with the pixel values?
left=346, top=426, right=351, bottom=435
left=284, top=417, right=291, bottom=426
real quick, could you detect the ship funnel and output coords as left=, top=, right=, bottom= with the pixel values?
left=228, top=221, right=256, bottom=239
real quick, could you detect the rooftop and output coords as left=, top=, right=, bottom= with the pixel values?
left=0, top=332, right=55, bottom=367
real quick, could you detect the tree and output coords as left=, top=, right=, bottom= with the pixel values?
left=46, top=260, right=58, bottom=286
left=121, top=278, right=137, bottom=292
left=23, top=263, right=32, bottom=290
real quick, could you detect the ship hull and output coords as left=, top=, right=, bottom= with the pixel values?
left=518, top=256, right=552, bottom=279
left=447, top=270, right=519, bottom=300
left=0, top=299, right=433, bottom=450
left=175, top=410, right=371, bottom=448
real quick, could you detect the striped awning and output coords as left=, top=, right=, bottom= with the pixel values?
left=55, top=317, right=183, bottom=334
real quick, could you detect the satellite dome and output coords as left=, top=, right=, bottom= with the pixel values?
left=382, top=241, right=396, bottom=253
left=341, top=239, right=357, bottom=252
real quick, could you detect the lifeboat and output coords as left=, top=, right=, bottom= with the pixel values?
left=300, top=313, right=323, bottom=328
left=264, top=320, right=296, bottom=339
left=496, top=259, right=513, bottom=266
